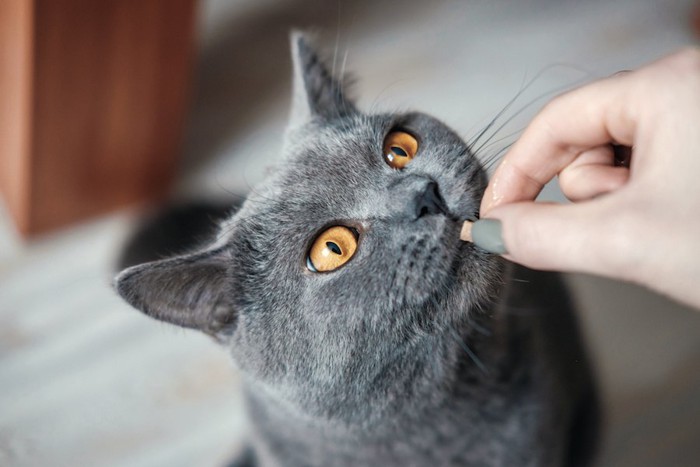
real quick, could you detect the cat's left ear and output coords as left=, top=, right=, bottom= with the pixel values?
left=114, top=247, right=236, bottom=341
left=289, top=31, right=357, bottom=127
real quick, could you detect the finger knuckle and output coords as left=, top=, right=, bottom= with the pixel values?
left=540, top=93, right=568, bottom=121
left=597, top=208, right=648, bottom=282
left=642, top=48, right=700, bottom=115
left=662, top=47, right=700, bottom=81
left=671, top=47, right=700, bottom=69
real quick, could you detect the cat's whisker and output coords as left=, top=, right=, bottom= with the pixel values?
left=467, top=74, right=533, bottom=153
left=467, top=63, right=595, bottom=154
left=466, top=312, right=492, bottom=337
left=474, top=127, right=524, bottom=157
left=450, top=327, right=489, bottom=375
left=490, top=142, right=516, bottom=165
left=209, top=177, right=261, bottom=211
left=476, top=148, right=502, bottom=172
left=340, top=49, right=350, bottom=87
left=331, top=5, right=341, bottom=81
left=210, top=171, right=273, bottom=207
left=366, top=79, right=412, bottom=115
left=479, top=141, right=517, bottom=173
left=471, top=76, right=591, bottom=159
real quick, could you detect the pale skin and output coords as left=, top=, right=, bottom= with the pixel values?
left=477, top=47, right=700, bottom=309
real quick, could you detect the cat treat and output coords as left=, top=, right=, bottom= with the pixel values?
left=459, top=220, right=474, bottom=242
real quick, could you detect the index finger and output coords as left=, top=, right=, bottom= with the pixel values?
left=480, top=71, right=638, bottom=214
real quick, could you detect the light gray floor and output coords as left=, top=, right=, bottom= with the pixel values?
left=2, top=1, right=699, bottom=466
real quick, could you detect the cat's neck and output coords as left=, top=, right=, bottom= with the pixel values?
left=241, top=267, right=546, bottom=466
left=241, top=303, right=542, bottom=467
left=245, top=264, right=520, bottom=427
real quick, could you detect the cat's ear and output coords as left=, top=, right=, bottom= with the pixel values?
left=289, top=31, right=356, bottom=126
left=114, top=246, right=236, bottom=341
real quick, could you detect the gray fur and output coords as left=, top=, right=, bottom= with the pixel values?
left=115, top=33, right=598, bottom=467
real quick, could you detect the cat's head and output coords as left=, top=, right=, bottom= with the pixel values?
left=115, top=33, right=503, bottom=422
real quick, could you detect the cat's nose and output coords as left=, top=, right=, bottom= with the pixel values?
left=413, top=180, right=449, bottom=219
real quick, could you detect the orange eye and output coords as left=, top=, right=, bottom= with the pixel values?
left=307, top=226, right=358, bottom=272
left=383, top=131, right=419, bottom=169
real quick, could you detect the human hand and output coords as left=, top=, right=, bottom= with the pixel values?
left=468, top=48, right=700, bottom=309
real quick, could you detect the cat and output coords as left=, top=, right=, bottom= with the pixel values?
left=115, top=33, right=599, bottom=467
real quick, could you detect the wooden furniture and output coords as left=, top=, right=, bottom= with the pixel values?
left=0, top=0, right=197, bottom=236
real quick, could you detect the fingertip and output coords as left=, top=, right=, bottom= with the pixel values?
left=479, top=185, right=497, bottom=216
left=470, top=219, right=507, bottom=254
left=485, top=201, right=608, bottom=273
left=479, top=158, right=544, bottom=216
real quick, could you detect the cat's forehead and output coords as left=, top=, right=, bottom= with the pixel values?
left=288, top=114, right=388, bottom=173
left=283, top=112, right=468, bottom=181
left=223, top=110, right=477, bottom=250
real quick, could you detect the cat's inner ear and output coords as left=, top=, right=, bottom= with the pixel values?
left=114, top=247, right=236, bottom=340
left=289, top=31, right=356, bottom=127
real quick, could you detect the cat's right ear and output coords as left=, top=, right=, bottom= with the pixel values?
left=114, top=246, right=236, bottom=342
left=289, top=31, right=357, bottom=127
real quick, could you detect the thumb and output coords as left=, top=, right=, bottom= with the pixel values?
left=472, top=200, right=625, bottom=276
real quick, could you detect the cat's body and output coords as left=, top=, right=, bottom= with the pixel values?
left=116, top=34, right=598, bottom=467
left=240, top=265, right=597, bottom=467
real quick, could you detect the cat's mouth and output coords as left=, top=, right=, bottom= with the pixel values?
left=406, top=180, right=482, bottom=263
left=385, top=214, right=464, bottom=302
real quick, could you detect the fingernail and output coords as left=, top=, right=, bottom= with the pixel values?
left=471, top=219, right=508, bottom=254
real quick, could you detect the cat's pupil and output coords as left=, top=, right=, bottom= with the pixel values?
left=326, top=242, right=342, bottom=255
left=391, top=146, right=408, bottom=157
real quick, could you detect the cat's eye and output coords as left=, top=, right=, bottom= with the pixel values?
left=307, top=226, right=358, bottom=272
left=383, top=131, right=419, bottom=169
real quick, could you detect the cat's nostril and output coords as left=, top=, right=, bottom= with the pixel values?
left=414, top=181, right=449, bottom=219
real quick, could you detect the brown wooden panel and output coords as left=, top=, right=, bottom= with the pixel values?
left=0, top=0, right=33, bottom=234
left=0, top=0, right=197, bottom=236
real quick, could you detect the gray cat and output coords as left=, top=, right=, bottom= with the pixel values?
left=115, top=33, right=599, bottom=467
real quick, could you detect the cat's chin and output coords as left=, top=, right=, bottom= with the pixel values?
left=412, top=214, right=505, bottom=318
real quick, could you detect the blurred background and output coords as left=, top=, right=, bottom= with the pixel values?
left=2, top=0, right=700, bottom=465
